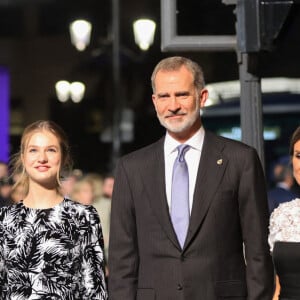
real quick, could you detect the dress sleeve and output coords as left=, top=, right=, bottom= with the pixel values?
left=268, top=202, right=290, bottom=252
left=80, top=206, right=108, bottom=300
left=268, top=210, right=279, bottom=252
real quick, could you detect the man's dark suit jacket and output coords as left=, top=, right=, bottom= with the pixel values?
left=108, top=130, right=274, bottom=300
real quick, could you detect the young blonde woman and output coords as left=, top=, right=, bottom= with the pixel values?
left=0, top=120, right=107, bottom=299
left=269, top=126, right=300, bottom=300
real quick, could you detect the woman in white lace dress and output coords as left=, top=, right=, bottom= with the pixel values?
left=269, top=126, right=300, bottom=300
left=0, top=120, right=108, bottom=299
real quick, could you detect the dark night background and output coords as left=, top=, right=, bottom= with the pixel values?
left=0, top=0, right=300, bottom=175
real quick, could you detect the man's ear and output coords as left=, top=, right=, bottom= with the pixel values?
left=199, top=88, right=208, bottom=108
left=152, top=94, right=157, bottom=107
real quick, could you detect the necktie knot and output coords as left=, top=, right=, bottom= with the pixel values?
left=177, top=144, right=190, bottom=162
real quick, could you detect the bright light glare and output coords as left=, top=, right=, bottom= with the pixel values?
left=69, top=19, right=92, bottom=51
left=206, top=77, right=300, bottom=105
left=133, top=19, right=156, bottom=51
left=55, top=80, right=70, bottom=102
left=70, top=81, right=85, bottom=103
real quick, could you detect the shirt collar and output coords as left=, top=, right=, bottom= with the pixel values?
left=164, top=126, right=205, bottom=155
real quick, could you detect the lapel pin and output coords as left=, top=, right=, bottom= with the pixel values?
left=217, top=159, right=223, bottom=165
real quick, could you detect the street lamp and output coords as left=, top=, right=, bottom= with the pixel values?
left=55, top=80, right=85, bottom=103
left=69, top=19, right=92, bottom=51
left=55, top=80, right=70, bottom=103
left=69, top=18, right=156, bottom=52
left=133, top=19, right=156, bottom=51
left=68, top=13, right=156, bottom=169
left=70, top=82, right=86, bottom=103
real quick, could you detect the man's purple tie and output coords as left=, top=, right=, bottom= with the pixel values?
left=171, top=144, right=190, bottom=248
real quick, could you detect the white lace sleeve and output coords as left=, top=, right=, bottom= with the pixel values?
left=268, top=198, right=300, bottom=252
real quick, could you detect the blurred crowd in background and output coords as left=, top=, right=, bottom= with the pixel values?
left=0, top=160, right=114, bottom=277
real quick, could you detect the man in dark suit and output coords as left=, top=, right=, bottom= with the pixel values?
left=108, top=56, right=274, bottom=300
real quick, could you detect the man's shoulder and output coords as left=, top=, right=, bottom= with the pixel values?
left=120, top=137, right=164, bottom=162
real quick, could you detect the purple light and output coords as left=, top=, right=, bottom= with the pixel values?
left=0, top=66, right=10, bottom=163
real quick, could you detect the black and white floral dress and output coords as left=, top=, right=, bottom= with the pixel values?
left=0, top=197, right=108, bottom=299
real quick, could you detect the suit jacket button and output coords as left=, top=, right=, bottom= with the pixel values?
left=177, top=284, right=183, bottom=290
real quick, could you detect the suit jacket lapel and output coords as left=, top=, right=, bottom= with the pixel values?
left=184, top=131, right=228, bottom=249
left=142, top=137, right=181, bottom=250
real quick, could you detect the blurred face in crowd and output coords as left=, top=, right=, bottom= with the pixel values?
left=0, top=163, right=8, bottom=179
left=152, top=66, right=208, bottom=143
left=61, top=175, right=77, bottom=197
left=103, top=177, right=114, bottom=198
left=292, top=139, right=300, bottom=185
left=22, top=130, right=62, bottom=188
left=72, top=180, right=94, bottom=205
left=0, top=183, right=12, bottom=198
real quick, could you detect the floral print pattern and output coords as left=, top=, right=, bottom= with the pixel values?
left=269, top=198, right=300, bottom=252
left=0, top=198, right=107, bottom=299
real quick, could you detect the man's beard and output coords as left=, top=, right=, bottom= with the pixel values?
left=157, top=101, right=200, bottom=134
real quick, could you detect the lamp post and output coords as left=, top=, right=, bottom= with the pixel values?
left=111, top=0, right=121, bottom=169
left=69, top=10, right=156, bottom=169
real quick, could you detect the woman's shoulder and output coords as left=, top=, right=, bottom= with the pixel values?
left=62, top=197, right=99, bottom=221
left=0, top=202, right=24, bottom=229
left=0, top=201, right=22, bottom=215
left=269, top=198, right=300, bottom=249
left=271, top=198, right=300, bottom=222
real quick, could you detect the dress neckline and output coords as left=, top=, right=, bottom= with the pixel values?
left=20, top=197, right=65, bottom=211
